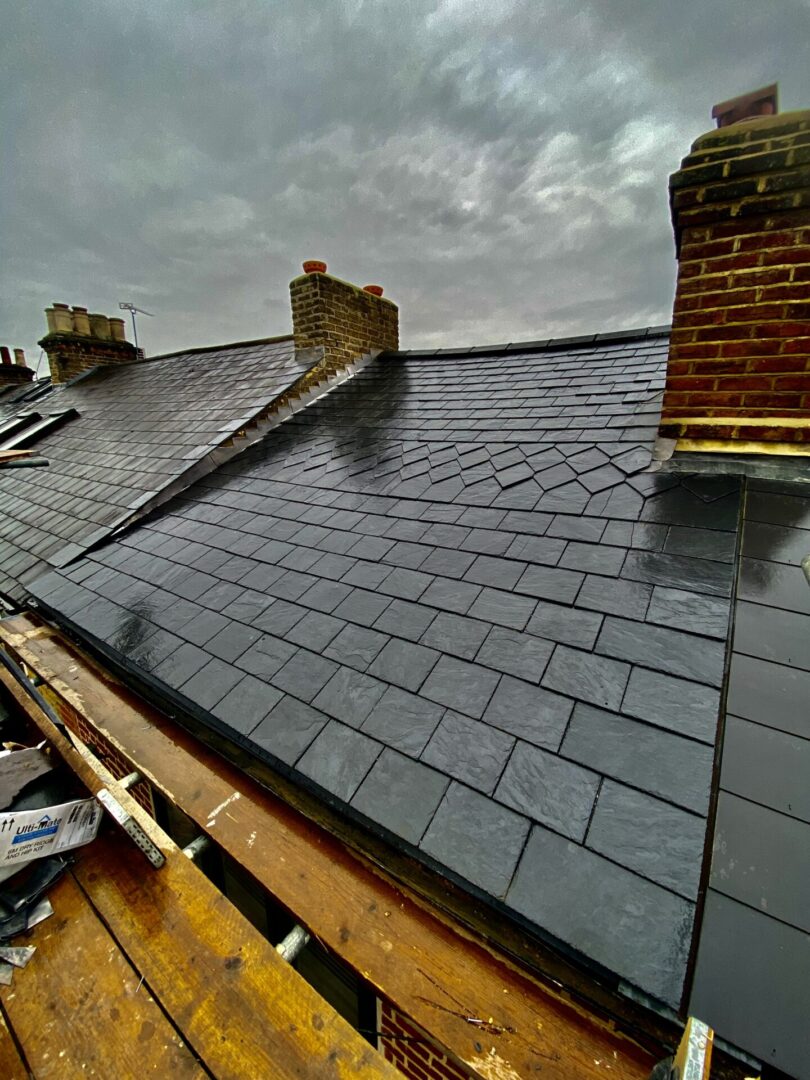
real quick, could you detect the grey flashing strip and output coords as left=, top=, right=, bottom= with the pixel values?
left=392, top=324, right=671, bottom=359
left=661, top=452, right=810, bottom=485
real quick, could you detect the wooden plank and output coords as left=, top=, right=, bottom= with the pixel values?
left=0, top=870, right=204, bottom=1080
left=0, top=1008, right=29, bottom=1080
left=0, top=661, right=402, bottom=1080
left=0, top=616, right=657, bottom=1079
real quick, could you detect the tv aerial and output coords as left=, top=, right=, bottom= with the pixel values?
left=118, top=302, right=154, bottom=350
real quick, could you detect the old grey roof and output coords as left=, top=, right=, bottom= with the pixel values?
left=0, top=338, right=309, bottom=600
left=690, top=478, right=810, bottom=1077
left=29, top=329, right=739, bottom=1008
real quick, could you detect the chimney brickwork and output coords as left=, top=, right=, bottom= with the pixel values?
left=660, top=109, right=810, bottom=448
left=0, top=346, right=35, bottom=388
left=290, top=264, right=398, bottom=377
left=39, top=304, right=138, bottom=384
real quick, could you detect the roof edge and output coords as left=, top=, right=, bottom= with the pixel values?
left=144, top=333, right=294, bottom=364
left=391, top=324, right=671, bottom=360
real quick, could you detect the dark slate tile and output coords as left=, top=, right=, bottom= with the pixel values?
left=211, top=674, right=284, bottom=735
left=645, top=586, right=730, bottom=640
left=746, top=485, right=810, bottom=530
left=420, top=782, right=530, bottom=898
left=721, top=715, right=810, bottom=824
left=742, top=520, right=810, bottom=567
left=285, top=610, right=345, bottom=652
left=177, top=608, right=230, bottom=648
left=542, top=645, right=629, bottom=711
left=422, top=711, right=514, bottom=794
left=526, top=600, right=602, bottom=649
left=500, top=510, right=553, bottom=536
left=324, top=624, right=389, bottom=670
left=559, top=542, right=626, bottom=577
left=341, top=559, right=393, bottom=590
left=420, top=656, right=501, bottom=719
left=374, top=599, right=436, bottom=642
left=597, top=617, right=725, bottom=688
left=330, top=588, right=392, bottom=628
left=507, top=826, right=693, bottom=1005
left=459, top=528, right=513, bottom=556
left=296, top=720, right=382, bottom=800
left=504, top=534, right=566, bottom=566
left=464, top=555, right=526, bottom=590
left=420, top=575, right=481, bottom=614
left=312, top=666, right=387, bottom=728
left=475, top=627, right=553, bottom=684
left=587, top=781, right=705, bottom=899
left=367, top=637, right=440, bottom=692
left=731, top=601, right=810, bottom=671
left=664, top=525, right=736, bottom=563
left=178, top=657, right=245, bottom=711
left=641, top=484, right=739, bottom=532
left=562, top=704, right=713, bottom=814
left=252, top=599, right=306, bottom=636
left=711, top=792, right=810, bottom=933
left=631, top=522, right=668, bottom=551
left=578, top=575, right=651, bottom=620
left=496, top=741, right=598, bottom=841
left=622, top=550, right=733, bottom=598
left=351, top=749, right=448, bottom=845
left=250, top=694, right=328, bottom=762
left=270, top=648, right=339, bottom=702
left=420, top=611, right=490, bottom=660
left=416, top=547, right=477, bottom=580
left=690, top=891, right=810, bottom=1079
left=152, top=641, right=210, bottom=689
left=726, top=653, right=810, bottom=739
left=468, top=587, right=536, bottom=630
left=221, top=588, right=274, bottom=625
left=205, top=622, right=263, bottom=663
left=738, top=557, right=810, bottom=616
left=622, top=668, right=719, bottom=743
left=298, top=577, right=353, bottom=614
left=378, top=567, right=433, bottom=601
left=546, top=514, right=606, bottom=543
left=483, top=675, right=572, bottom=750
left=266, top=569, right=318, bottom=601
left=128, top=627, right=184, bottom=672
left=361, top=686, right=444, bottom=755
left=516, top=564, right=583, bottom=604
left=383, top=540, right=431, bottom=569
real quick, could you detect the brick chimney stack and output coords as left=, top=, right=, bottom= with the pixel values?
left=660, top=91, right=810, bottom=452
left=0, top=345, right=35, bottom=388
left=39, top=303, right=138, bottom=384
left=290, top=261, right=398, bottom=377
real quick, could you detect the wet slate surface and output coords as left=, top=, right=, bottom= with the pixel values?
left=690, top=478, right=810, bottom=1075
left=0, top=338, right=309, bottom=600
left=30, top=332, right=741, bottom=1006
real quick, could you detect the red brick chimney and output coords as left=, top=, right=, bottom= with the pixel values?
left=659, top=92, right=810, bottom=452
left=0, top=346, right=35, bottom=388
left=39, top=303, right=138, bottom=384
left=290, top=261, right=398, bottom=376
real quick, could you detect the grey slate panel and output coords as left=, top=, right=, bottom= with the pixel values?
left=507, top=826, right=694, bottom=1005
left=29, top=332, right=740, bottom=1008
left=0, top=337, right=307, bottom=600
left=721, top=715, right=810, bottom=824
left=725, top=653, right=810, bottom=739
left=351, top=749, right=448, bottom=845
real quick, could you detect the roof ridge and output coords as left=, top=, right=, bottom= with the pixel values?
left=144, top=334, right=295, bottom=364
left=391, top=324, right=671, bottom=360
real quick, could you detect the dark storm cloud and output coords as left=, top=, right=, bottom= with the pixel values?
left=2, top=0, right=809, bottom=363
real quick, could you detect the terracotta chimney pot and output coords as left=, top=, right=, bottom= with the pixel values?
left=89, top=313, right=111, bottom=340
left=13, top=349, right=26, bottom=367
left=52, top=304, right=73, bottom=333
left=71, top=306, right=91, bottom=336
left=109, top=317, right=127, bottom=343
left=0, top=347, right=11, bottom=366
left=363, top=285, right=384, bottom=297
left=302, top=260, right=328, bottom=274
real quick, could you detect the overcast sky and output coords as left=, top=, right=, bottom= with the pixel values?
left=2, top=1, right=809, bottom=368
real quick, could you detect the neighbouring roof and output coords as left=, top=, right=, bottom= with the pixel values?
left=0, top=337, right=310, bottom=600
left=29, top=327, right=742, bottom=1009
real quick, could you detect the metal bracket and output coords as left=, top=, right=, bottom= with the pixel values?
left=96, top=789, right=165, bottom=869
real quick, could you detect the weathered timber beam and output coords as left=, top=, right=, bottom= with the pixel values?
left=0, top=661, right=400, bottom=1080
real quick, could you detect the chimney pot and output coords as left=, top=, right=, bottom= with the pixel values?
left=13, top=349, right=26, bottom=367
left=363, top=285, right=384, bottom=297
left=711, top=83, right=779, bottom=127
left=51, top=304, right=74, bottom=333
left=71, top=306, right=91, bottom=336
left=302, top=260, right=328, bottom=274
left=0, top=347, right=11, bottom=366
left=108, top=317, right=127, bottom=343
left=89, top=313, right=111, bottom=340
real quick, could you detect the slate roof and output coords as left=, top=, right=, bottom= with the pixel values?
left=691, top=478, right=810, bottom=1077
left=29, top=329, right=741, bottom=1008
left=0, top=337, right=309, bottom=600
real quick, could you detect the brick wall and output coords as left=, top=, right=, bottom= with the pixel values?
left=379, top=1001, right=474, bottom=1080
left=661, top=109, right=810, bottom=446
left=39, top=335, right=138, bottom=384
left=290, top=269, right=398, bottom=378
